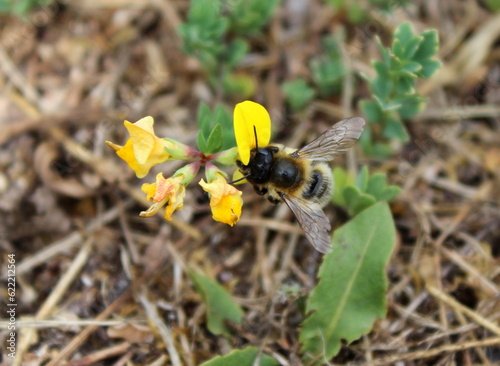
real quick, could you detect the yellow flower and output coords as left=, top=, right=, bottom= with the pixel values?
left=106, top=116, right=173, bottom=178
left=199, top=173, right=243, bottom=226
left=233, top=101, right=271, bottom=165
left=140, top=173, right=185, bottom=221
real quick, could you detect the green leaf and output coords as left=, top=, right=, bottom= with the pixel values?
left=228, top=0, right=280, bottom=36
left=226, top=38, right=249, bottom=67
left=383, top=114, right=409, bottom=141
left=350, top=193, right=377, bottom=216
left=197, top=130, right=208, bottom=153
left=197, top=103, right=212, bottom=134
left=396, top=95, right=426, bottom=119
left=300, top=202, right=396, bottom=363
left=365, top=173, right=387, bottom=198
left=355, top=165, right=370, bottom=191
left=205, top=123, right=224, bottom=154
left=360, top=99, right=383, bottom=124
left=393, top=22, right=414, bottom=46
left=200, top=346, right=279, bottom=366
left=223, top=73, right=255, bottom=98
left=188, top=269, right=243, bottom=336
left=379, top=186, right=402, bottom=202
left=403, top=36, right=423, bottom=60
left=394, top=74, right=415, bottom=95
left=413, top=30, right=439, bottom=61
left=332, top=167, right=354, bottom=206
left=282, top=78, right=315, bottom=112
left=485, top=0, right=500, bottom=11
left=342, top=185, right=361, bottom=208
left=416, top=58, right=441, bottom=79
left=402, top=61, right=421, bottom=74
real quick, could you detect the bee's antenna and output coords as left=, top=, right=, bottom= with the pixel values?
left=253, top=125, right=259, bottom=148
left=228, top=173, right=250, bottom=185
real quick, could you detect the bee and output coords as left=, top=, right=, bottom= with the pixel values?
left=236, top=117, right=365, bottom=253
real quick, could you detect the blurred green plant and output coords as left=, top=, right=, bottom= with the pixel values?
left=282, top=33, right=346, bottom=112
left=0, top=0, right=51, bottom=16
left=485, top=0, right=500, bottom=12
left=196, top=103, right=236, bottom=155
left=332, top=166, right=401, bottom=216
left=326, top=0, right=411, bottom=23
left=178, top=0, right=280, bottom=98
left=188, top=269, right=243, bottom=337
left=281, top=78, right=315, bottom=112
left=359, top=22, right=441, bottom=157
left=200, top=346, right=279, bottom=365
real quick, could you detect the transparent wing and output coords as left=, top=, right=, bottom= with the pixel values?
left=290, top=117, right=365, bottom=161
left=281, top=194, right=332, bottom=253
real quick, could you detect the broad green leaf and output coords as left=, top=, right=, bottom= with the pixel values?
left=300, top=202, right=396, bottom=363
left=205, top=123, right=224, bottom=154
left=200, top=346, right=279, bottom=366
left=188, top=269, right=243, bottom=336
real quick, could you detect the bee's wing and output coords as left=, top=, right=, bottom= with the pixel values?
left=281, top=194, right=332, bottom=253
left=290, top=117, right=365, bottom=161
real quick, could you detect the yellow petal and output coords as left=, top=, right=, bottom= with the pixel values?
left=231, top=169, right=247, bottom=185
left=199, top=178, right=243, bottom=226
left=234, top=101, right=271, bottom=165
left=164, top=185, right=185, bottom=221
left=115, top=139, right=151, bottom=178
left=210, top=192, right=242, bottom=226
left=125, top=125, right=154, bottom=164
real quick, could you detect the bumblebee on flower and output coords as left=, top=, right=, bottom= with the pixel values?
left=107, top=101, right=363, bottom=251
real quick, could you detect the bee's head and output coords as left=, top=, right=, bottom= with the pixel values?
left=237, top=146, right=277, bottom=184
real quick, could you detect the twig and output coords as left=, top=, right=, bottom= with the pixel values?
left=426, top=285, right=500, bottom=336
left=364, top=337, right=500, bottom=365
left=138, top=290, right=182, bottom=366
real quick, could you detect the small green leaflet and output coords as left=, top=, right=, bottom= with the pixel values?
left=188, top=269, right=243, bottom=337
left=300, top=202, right=396, bottom=364
left=200, top=346, right=279, bottom=366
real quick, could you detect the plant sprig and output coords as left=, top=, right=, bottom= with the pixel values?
left=359, top=22, right=441, bottom=157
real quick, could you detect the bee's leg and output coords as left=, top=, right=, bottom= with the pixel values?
left=253, top=185, right=268, bottom=196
